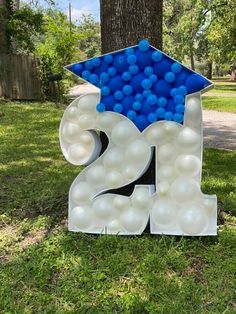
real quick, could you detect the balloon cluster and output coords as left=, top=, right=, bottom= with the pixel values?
left=69, top=39, right=210, bottom=131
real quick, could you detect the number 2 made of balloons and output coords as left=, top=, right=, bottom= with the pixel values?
left=59, top=92, right=217, bottom=236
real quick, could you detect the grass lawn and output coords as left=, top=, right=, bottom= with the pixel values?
left=0, top=101, right=235, bottom=313
left=202, top=96, right=236, bottom=113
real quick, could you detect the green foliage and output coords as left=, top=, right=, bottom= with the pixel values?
left=0, top=101, right=235, bottom=313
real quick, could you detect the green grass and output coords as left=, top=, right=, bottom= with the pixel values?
left=202, top=96, right=236, bottom=112
left=0, top=101, right=236, bottom=313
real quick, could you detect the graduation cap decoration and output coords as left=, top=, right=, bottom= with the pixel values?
left=65, top=39, right=212, bottom=131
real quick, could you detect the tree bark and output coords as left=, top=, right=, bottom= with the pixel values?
left=100, top=0, right=163, bottom=193
left=206, top=61, right=212, bottom=80
left=0, top=0, right=9, bottom=53
left=100, top=0, right=163, bottom=54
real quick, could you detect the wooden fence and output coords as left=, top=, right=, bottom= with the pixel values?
left=0, top=54, right=42, bottom=100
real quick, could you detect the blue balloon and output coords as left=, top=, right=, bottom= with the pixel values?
left=127, top=110, right=137, bottom=120
left=101, top=86, right=110, bottom=96
left=128, top=65, right=139, bottom=75
left=102, top=95, right=116, bottom=110
left=166, top=99, right=175, bottom=112
left=164, top=111, right=173, bottom=121
left=142, top=79, right=152, bottom=90
left=114, top=90, right=124, bottom=100
left=72, top=63, right=83, bottom=75
left=142, top=90, right=152, bottom=98
left=152, top=80, right=171, bottom=98
left=136, top=49, right=153, bottom=70
left=123, top=84, right=133, bottom=96
left=174, top=94, right=184, bottom=105
left=113, top=103, right=123, bottom=113
left=104, top=54, right=113, bottom=64
left=157, top=97, right=167, bottom=107
left=150, top=74, right=158, bottom=83
left=152, top=50, right=163, bottom=62
left=141, top=101, right=154, bottom=116
left=127, top=54, right=137, bottom=65
left=89, top=73, right=99, bottom=84
left=108, top=75, right=124, bottom=92
left=100, top=72, right=109, bottom=84
left=178, top=85, right=187, bottom=95
left=122, top=71, right=132, bottom=81
left=156, top=107, right=165, bottom=118
left=138, top=39, right=150, bottom=51
left=175, top=104, right=185, bottom=113
left=96, top=103, right=106, bottom=112
left=185, top=74, right=208, bottom=93
left=107, top=67, right=117, bottom=77
left=153, top=58, right=172, bottom=78
left=82, top=70, right=90, bottom=80
left=122, top=96, right=135, bottom=114
left=147, top=94, right=158, bottom=106
left=170, top=88, right=178, bottom=97
left=134, top=115, right=149, bottom=131
left=173, top=113, right=183, bottom=123
left=130, top=73, right=146, bottom=92
left=144, top=66, right=154, bottom=76
left=132, top=101, right=142, bottom=111
left=165, top=72, right=175, bottom=83
left=135, top=93, right=143, bottom=101
left=148, top=113, right=157, bottom=123
left=91, top=57, right=101, bottom=67
left=125, top=48, right=135, bottom=55
left=85, top=60, right=93, bottom=70
left=171, top=62, right=182, bottom=74
left=113, top=54, right=129, bottom=73
left=175, top=70, right=188, bottom=86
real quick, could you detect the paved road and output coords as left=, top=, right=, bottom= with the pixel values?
left=68, top=84, right=236, bottom=151
left=203, top=110, right=236, bottom=151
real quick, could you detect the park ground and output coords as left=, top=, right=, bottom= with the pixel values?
left=0, top=80, right=235, bottom=313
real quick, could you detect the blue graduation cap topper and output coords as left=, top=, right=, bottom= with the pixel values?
left=66, top=39, right=212, bottom=131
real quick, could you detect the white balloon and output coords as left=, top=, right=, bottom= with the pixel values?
left=103, top=147, right=124, bottom=169
left=120, top=208, right=146, bottom=233
left=107, top=220, right=122, bottom=233
left=158, top=166, right=176, bottom=182
left=105, top=170, right=123, bottom=188
left=71, top=206, right=92, bottom=229
left=96, top=112, right=120, bottom=131
left=125, top=139, right=150, bottom=164
left=79, top=132, right=93, bottom=145
left=175, top=155, right=201, bottom=177
left=157, top=143, right=177, bottom=164
left=86, top=165, right=106, bottom=188
left=71, top=182, right=93, bottom=204
left=178, top=205, right=209, bottom=234
left=152, top=199, right=176, bottom=225
left=113, top=196, right=130, bottom=211
left=164, top=121, right=179, bottom=137
left=93, top=197, right=113, bottom=219
left=78, top=94, right=99, bottom=113
left=123, top=165, right=139, bottom=180
left=132, top=187, right=152, bottom=210
left=65, top=106, right=79, bottom=122
left=185, top=97, right=201, bottom=122
left=78, top=114, right=95, bottom=129
left=62, top=122, right=81, bottom=143
left=156, top=181, right=170, bottom=196
left=145, top=123, right=167, bottom=145
left=170, top=177, right=201, bottom=204
left=68, top=143, right=90, bottom=164
left=111, top=121, right=138, bottom=146
left=176, top=127, right=200, bottom=152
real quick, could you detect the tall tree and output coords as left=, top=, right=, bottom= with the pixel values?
left=0, top=0, right=9, bottom=53
left=100, top=0, right=163, bottom=190
left=100, top=0, right=163, bottom=53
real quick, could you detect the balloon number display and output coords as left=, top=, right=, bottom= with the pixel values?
left=60, top=40, right=217, bottom=236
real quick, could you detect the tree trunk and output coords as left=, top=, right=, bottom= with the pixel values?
left=190, top=47, right=195, bottom=71
left=206, top=61, right=212, bottom=79
left=100, top=0, right=163, bottom=54
left=0, top=0, right=9, bottom=53
left=100, top=0, right=163, bottom=193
